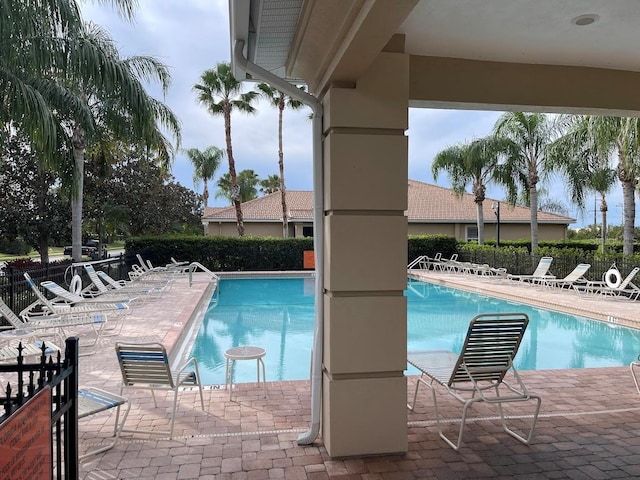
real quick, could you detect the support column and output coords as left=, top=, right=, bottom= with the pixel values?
left=321, top=51, right=409, bottom=457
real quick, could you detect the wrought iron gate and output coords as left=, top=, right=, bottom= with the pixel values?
left=0, top=337, right=80, bottom=480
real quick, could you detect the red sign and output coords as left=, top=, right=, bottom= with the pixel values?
left=303, top=250, right=315, bottom=269
left=0, top=387, right=52, bottom=480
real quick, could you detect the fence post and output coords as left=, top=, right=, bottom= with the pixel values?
left=64, top=337, right=80, bottom=480
left=8, top=266, right=15, bottom=311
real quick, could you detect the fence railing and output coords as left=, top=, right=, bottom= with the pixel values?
left=0, top=255, right=132, bottom=326
left=458, top=249, right=636, bottom=282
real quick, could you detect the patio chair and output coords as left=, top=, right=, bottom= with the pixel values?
left=83, top=264, right=164, bottom=300
left=78, top=387, right=131, bottom=460
left=0, top=298, right=61, bottom=361
left=507, top=257, right=555, bottom=283
left=114, top=342, right=205, bottom=439
left=408, top=253, right=444, bottom=271
left=533, top=263, right=591, bottom=290
left=41, top=279, right=138, bottom=306
left=22, top=273, right=117, bottom=352
left=407, top=312, right=541, bottom=450
left=573, top=266, right=640, bottom=300
left=437, top=253, right=460, bottom=272
left=95, top=269, right=167, bottom=298
left=166, top=257, right=191, bottom=273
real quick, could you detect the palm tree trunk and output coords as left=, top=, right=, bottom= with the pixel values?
left=600, top=194, right=607, bottom=252
left=203, top=184, right=209, bottom=208
left=529, top=184, right=539, bottom=253
left=278, top=103, right=288, bottom=238
left=36, top=165, right=50, bottom=264
left=476, top=201, right=484, bottom=244
left=71, top=123, right=86, bottom=261
left=621, top=178, right=635, bottom=255
left=224, top=105, right=244, bottom=236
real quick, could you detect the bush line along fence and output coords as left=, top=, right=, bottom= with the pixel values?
left=128, top=234, right=640, bottom=281
left=2, top=235, right=639, bottom=327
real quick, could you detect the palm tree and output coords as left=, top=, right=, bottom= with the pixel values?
left=216, top=170, right=259, bottom=204
left=493, top=112, right=556, bottom=253
left=194, top=63, right=258, bottom=236
left=432, top=136, right=512, bottom=245
left=62, top=22, right=181, bottom=260
left=549, top=115, right=618, bottom=252
left=0, top=0, right=136, bottom=161
left=260, top=174, right=281, bottom=195
left=1, top=1, right=179, bottom=261
left=185, top=146, right=224, bottom=207
left=256, top=83, right=305, bottom=237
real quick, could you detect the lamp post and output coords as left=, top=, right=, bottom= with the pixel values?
left=491, top=201, right=500, bottom=247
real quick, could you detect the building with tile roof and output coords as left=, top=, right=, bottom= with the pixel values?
left=202, top=179, right=574, bottom=241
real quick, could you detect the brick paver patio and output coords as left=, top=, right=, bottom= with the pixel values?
left=63, top=270, right=640, bottom=479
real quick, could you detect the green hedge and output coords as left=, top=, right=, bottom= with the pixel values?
left=407, top=235, right=458, bottom=262
left=128, top=234, right=462, bottom=272
left=126, top=235, right=315, bottom=271
left=126, top=234, right=636, bottom=276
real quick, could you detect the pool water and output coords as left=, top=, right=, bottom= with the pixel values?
left=190, top=277, right=640, bottom=385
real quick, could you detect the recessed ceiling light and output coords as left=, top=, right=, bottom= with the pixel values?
left=572, top=14, right=599, bottom=26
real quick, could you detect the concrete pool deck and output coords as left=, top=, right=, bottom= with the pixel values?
left=64, top=271, right=640, bottom=479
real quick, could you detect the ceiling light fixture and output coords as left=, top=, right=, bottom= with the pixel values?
left=571, top=14, right=599, bottom=26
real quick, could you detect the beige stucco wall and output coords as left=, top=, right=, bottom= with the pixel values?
left=204, top=222, right=284, bottom=237
left=206, top=220, right=567, bottom=242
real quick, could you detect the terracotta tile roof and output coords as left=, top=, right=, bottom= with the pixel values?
left=202, top=180, right=575, bottom=224
left=203, top=191, right=313, bottom=221
left=406, top=180, right=574, bottom=224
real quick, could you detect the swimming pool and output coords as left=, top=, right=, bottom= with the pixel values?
left=190, top=277, right=640, bottom=385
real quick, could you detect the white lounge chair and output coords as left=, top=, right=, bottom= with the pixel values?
left=437, top=253, right=460, bottom=272
left=84, top=264, right=164, bottom=300
left=95, top=269, right=167, bottom=297
left=507, top=257, right=555, bottom=283
left=22, top=273, right=117, bottom=353
left=533, top=263, right=590, bottom=290
left=0, top=298, right=61, bottom=361
left=574, top=266, right=640, bottom=300
left=41, top=279, right=137, bottom=306
left=407, top=312, right=541, bottom=450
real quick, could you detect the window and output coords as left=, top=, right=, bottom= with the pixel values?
left=466, top=225, right=478, bottom=242
left=302, top=226, right=314, bottom=237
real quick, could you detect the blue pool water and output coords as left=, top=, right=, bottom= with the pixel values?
left=191, top=277, right=640, bottom=385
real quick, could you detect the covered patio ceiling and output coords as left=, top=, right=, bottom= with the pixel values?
left=231, top=0, right=640, bottom=114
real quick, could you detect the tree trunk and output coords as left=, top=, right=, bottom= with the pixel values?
left=36, top=166, right=50, bottom=264
left=621, top=178, right=636, bottom=255
left=600, top=194, right=607, bottom=252
left=71, top=123, right=86, bottom=261
left=278, top=101, right=288, bottom=238
left=476, top=201, right=484, bottom=245
left=529, top=184, right=539, bottom=253
left=617, top=150, right=636, bottom=255
left=203, top=184, right=209, bottom=208
left=224, top=104, right=244, bottom=236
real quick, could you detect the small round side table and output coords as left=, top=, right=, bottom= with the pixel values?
left=224, top=346, right=267, bottom=400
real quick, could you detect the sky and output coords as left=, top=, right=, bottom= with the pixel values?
left=79, top=0, right=632, bottom=229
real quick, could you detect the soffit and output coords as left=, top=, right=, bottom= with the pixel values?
left=233, top=0, right=640, bottom=89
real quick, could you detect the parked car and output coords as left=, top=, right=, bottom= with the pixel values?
left=63, top=245, right=97, bottom=257
left=86, top=239, right=109, bottom=259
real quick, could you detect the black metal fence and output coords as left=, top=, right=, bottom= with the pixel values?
left=0, top=256, right=131, bottom=325
left=459, top=249, right=637, bottom=282
left=0, top=337, right=80, bottom=480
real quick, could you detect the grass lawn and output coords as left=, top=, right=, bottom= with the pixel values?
left=0, top=242, right=124, bottom=262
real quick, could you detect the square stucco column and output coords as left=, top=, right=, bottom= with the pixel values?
left=321, top=51, right=409, bottom=457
